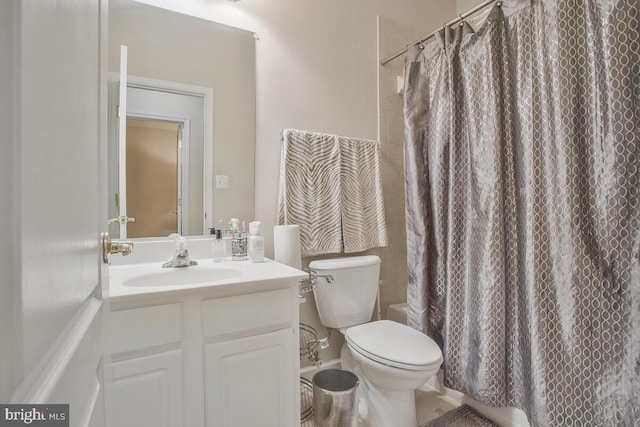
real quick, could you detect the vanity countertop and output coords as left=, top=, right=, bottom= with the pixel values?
left=108, top=258, right=307, bottom=303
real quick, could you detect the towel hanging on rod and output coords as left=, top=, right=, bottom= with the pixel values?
left=278, top=128, right=388, bottom=256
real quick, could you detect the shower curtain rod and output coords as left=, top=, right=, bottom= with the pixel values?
left=380, top=0, right=500, bottom=66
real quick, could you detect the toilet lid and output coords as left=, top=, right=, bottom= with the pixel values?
left=345, top=320, right=442, bottom=371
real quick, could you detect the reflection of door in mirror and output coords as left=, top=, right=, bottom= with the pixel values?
left=126, top=118, right=180, bottom=238
left=125, top=86, right=205, bottom=236
left=108, top=78, right=212, bottom=240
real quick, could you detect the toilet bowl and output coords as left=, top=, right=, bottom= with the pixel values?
left=309, top=256, right=443, bottom=427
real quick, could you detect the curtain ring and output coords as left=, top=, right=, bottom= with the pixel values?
left=496, top=1, right=503, bottom=6
left=459, top=15, right=464, bottom=26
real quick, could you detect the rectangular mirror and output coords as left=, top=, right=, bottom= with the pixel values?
left=108, top=0, right=256, bottom=239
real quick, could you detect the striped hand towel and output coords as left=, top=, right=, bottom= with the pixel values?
left=278, top=129, right=388, bottom=256
left=278, top=129, right=343, bottom=256
left=338, top=136, right=388, bottom=253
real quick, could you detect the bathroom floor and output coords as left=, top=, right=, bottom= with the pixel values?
left=302, top=388, right=460, bottom=426
left=415, top=389, right=461, bottom=424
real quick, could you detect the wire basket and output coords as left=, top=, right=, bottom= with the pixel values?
left=300, top=376, right=314, bottom=423
left=300, top=323, right=320, bottom=363
left=299, top=270, right=316, bottom=294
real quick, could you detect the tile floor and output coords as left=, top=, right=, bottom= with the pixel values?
left=302, top=388, right=460, bottom=426
left=415, top=389, right=461, bottom=425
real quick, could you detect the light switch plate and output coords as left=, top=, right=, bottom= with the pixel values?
left=216, top=175, right=229, bottom=189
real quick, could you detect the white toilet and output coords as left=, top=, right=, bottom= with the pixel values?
left=309, top=255, right=443, bottom=427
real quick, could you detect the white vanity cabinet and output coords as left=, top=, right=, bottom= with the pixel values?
left=109, top=303, right=185, bottom=427
left=201, top=289, right=297, bottom=427
left=111, top=349, right=184, bottom=427
left=108, top=263, right=304, bottom=427
left=204, top=329, right=295, bottom=426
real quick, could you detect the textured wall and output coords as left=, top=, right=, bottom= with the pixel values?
left=376, top=16, right=423, bottom=324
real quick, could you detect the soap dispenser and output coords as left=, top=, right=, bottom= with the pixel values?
left=211, top=229, right=226, bottom=262
left=248, top=221, right=264, bottom=263
left=220, top=219, right=233, bottom=257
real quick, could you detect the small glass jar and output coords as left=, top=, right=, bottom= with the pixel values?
left=231, top=232, right=247, bottom=261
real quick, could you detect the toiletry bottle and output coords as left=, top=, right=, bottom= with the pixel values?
left=220, top=219, right=233, bottom=257
left=248, top=221, right=265, bottom=263
left=211, top=229, right=226, bottom=262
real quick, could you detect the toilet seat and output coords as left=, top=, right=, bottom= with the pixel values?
left=345, top=320, right=442, bottom=371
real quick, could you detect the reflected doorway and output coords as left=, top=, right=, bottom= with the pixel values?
left=107, top=76, right=212, bottom=240
left=126, top=118, right=183, bottom=238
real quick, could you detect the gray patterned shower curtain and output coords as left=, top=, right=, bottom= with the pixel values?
left=403, top=0, right=639, bottom=425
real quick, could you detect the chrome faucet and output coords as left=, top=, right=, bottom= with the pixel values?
left=162, top=233, right=198, bottom=268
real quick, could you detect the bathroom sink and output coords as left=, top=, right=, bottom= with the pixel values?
left=123, top=267, right=242, bottom=287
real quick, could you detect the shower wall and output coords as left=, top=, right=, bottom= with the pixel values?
left=376, top=17, right=423, bottom=321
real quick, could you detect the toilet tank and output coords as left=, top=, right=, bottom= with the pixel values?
left=309, top=255, right=381, bottom=329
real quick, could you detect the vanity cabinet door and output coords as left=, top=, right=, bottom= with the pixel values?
left=204, top=329, right=296, bottom=427
left=111, top=350, right=184, bottom=427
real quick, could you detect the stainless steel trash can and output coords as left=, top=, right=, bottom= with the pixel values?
left=312, top=369, right=359, bottom=427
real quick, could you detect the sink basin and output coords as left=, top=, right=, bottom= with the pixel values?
left=123, top=267, right=242, bottom=287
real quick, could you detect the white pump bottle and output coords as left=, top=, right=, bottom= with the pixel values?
left=247, top=221, right=264, bottom=263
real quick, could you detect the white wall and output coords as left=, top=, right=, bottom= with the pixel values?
left=133, top=0, right=456, bottom=256
left=457, top=0, right=485, bottom=14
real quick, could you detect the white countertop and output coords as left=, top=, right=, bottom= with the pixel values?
left=108, top=258, right=307, bottom=303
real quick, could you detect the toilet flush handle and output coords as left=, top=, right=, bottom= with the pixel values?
left=308, top=269, right=334, bottom=284
left=319, top=274, right=334, bottom=284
